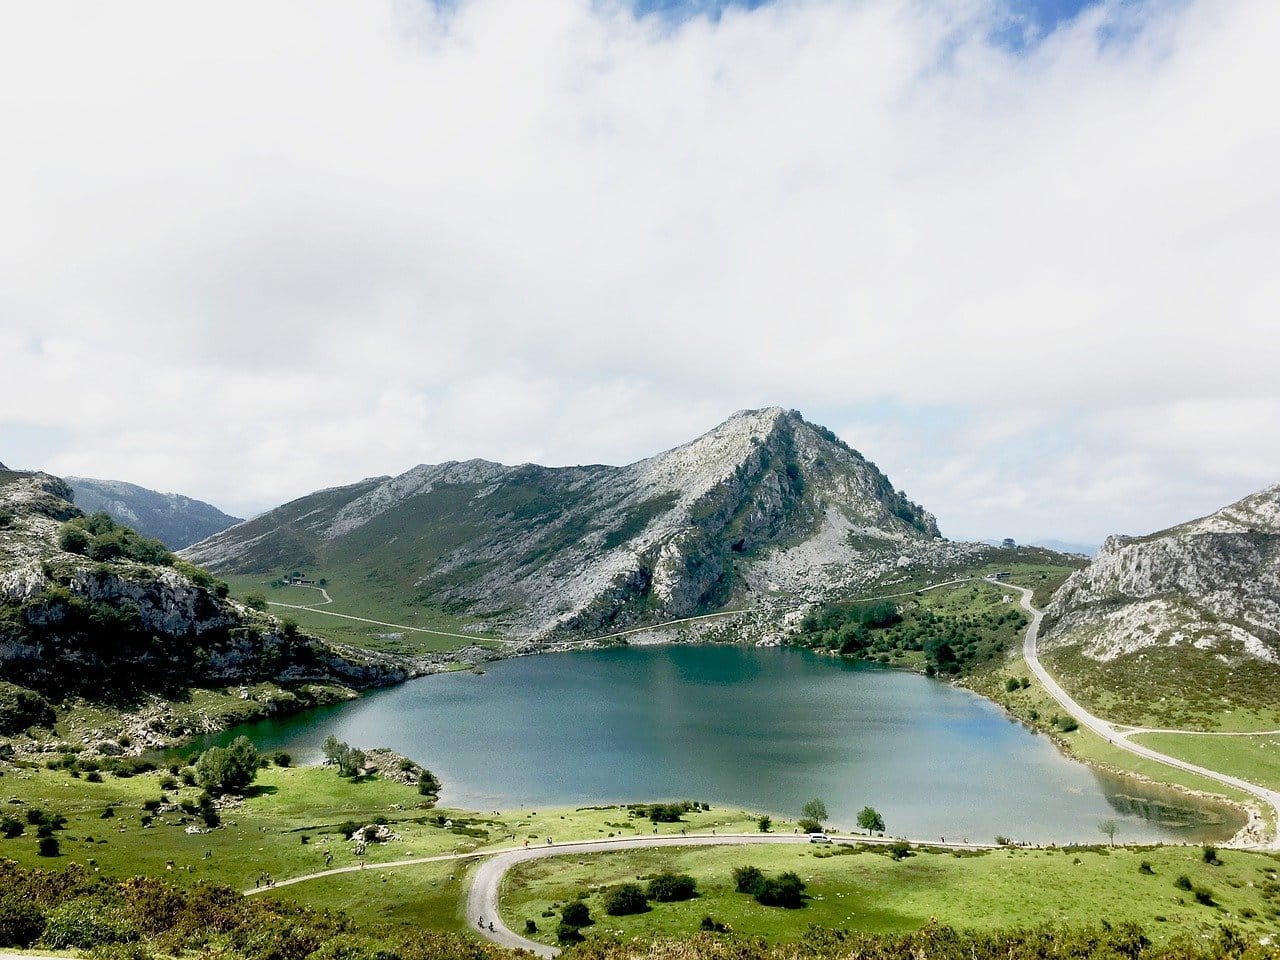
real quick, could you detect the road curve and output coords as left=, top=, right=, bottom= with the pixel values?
left=466, top=832, right=992, bottom=957
left=1004, top=580, right=1280, bottom=848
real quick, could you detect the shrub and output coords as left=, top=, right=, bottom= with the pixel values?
left=86, top=771, right=103, bottom=783
left=0, top=897, right=45, bottom=947
left=887, top=841, right=913, bottom=861
left=556, top=923, right=584, bottom=944
left=603, top=883, right=649, bottom=916
left=755, top=872, right=807, bottom=908
left=244, top=594, right=269, bottom=612
left=647, top=871, right=697, bottom=902
left=1174, top=875, right=1193, bottom=891
left=1193, top=888, right=1216, bottom=907
left=272, top=751, right=292, bottom=767
left=1, top=816, right=23, bottom=838
left=41, top=899, right=137, bottom=949
left=1202, top=845, right=1221, bottom=865
left=757, top=815, right=772, bottom=832
left=560, top=900, right=592, bottom=927
left=37, top=837, right=60, bottom=857
left=733, top=866, right=766, bottom=895
left=1005, top=677, right=1021, bottom=692
left=700, top=915, right=729, bottom=933
left=524, top=919, right=537, bottom=934
left=797, top=818, right=822, bottom=834
left=1139, top=861, right=1154, bottom=875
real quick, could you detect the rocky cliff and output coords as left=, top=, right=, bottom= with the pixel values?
left=66, top=476, right=242, bottom=550
left=184, top=408, right=939, bottom=639
left=0, top=470, right=409, bottom=704
left=1039, top=482, right=1280, bottom=724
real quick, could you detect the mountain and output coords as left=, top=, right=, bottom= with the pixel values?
left=183, top=408, right=939, bottom=640
left=0, top=468, right=410, bottom=739
left=1039, top=482, right=1280, bottom=726
left=65, top=476, right=242, bottom=549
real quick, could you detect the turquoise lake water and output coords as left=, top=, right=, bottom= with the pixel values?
left=219, top=644, right=1241, bottom=844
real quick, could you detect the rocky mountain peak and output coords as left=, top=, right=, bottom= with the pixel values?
left=183, top=408, right=938, bottom=640
left=1041, top=481, right=1280, bottom=715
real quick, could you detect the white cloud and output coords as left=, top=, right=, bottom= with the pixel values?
left=0, top=0, right=1276, bottom=538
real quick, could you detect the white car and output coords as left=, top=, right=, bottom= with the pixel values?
left=808, top=832, right=832, bottom=844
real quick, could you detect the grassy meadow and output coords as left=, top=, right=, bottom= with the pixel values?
left=501, top=841, right=1280, bottom=947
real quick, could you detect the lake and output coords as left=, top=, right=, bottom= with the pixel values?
left=219, top=645, right=1242, bottom=844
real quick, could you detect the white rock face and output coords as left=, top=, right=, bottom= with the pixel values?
left=1042, top=483, right=1280, bottom=666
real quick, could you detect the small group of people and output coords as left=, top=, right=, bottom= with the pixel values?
left=477, top=915, right=495, bottom=932
left=254, top=872, right=274, bottom=888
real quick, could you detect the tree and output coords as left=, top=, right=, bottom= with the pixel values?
left=322, top=735, right=366, bottom=778
left=195, top=736, right=259, bottom=795
left=857, top=806, right=886, bottom=835
left=37, top=836, right=60, bottom=857
left=757, top=815, right=772, bottom=833
left=801, top=798, right=827, bottom=825
left=1098, top=819, right=1119, bottom=847
left=603, top=883, right=650, bottom=915
left=560, top=901, right=591, bottom=927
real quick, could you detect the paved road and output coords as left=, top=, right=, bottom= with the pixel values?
left=466, top=832, right=993, bottom=957
left=1004, top=580, right=1280, bottom=848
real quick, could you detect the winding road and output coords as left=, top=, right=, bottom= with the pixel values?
left=242, top=575, right=1280, bottom=959
left=1003, top=580, right=1280, bottom=848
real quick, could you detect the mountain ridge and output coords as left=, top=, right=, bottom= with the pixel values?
left=184, top=408, right=939, bottom=640
left=1039, top=481, right=1280, bottom=726
left=66, top=475, right=243, bottom=549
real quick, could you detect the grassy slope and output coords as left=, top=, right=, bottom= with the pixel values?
left=1039, top=644, right=1280, bottom=731
left=0, top=762, right=763, bottom=932
left=222, top=573, right=503, bottom=655
left=1132, top=733, right=1280, bottom=793
left=501, top=842, right=1280, bottom=947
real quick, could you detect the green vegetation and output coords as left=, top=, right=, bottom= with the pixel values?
left=1131, top=733, right=1280, bottom=792
left=797, top=581, right=1029, bottom=676
left=195, top=736, right=260, bottom=794
left=501, top=842, right=1280, bottom=947
left=322, top=734, right=368, bottom=778
left=1042, top=644, right=1280, bottom=730
left=222, top=571, right=503, bottom=655
left=0, top=857, right=509, bottom=960
left=59, top=512, right=174, bottom=566
left=603, top=883, right=650, bottom=915
left=857, top=806, right=885, bottom=834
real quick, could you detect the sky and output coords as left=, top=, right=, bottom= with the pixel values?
left=1, top=0, right=1277, bottom=545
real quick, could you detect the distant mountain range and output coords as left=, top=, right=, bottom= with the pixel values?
left=183, top=408, right=941, bottom=639
left=65, top=476, right=241, bottom=549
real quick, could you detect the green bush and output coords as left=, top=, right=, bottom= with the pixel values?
left=42, top=899, right=138, bottom=948
left=648, top=871, right=697, bottom=902
left=0, top=682, right=56, bottom=734
left=58, top=514, right=172, bottom=566
left=561, top=900, right=592, bottom=927
left=0, top=897, right=45, bottom=947
left=556, top=922, right=584, bottom=944
left=603, top=883, right=650, bottom=916
left=1174, top=875, right=1193, bottom=891
left=733, top=866, right=765, bottom=895
left=754, top=872, right=807, bottom=908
